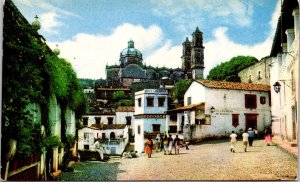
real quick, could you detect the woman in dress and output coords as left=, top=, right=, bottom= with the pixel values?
left=264, top=126, right=272, bottom=146
left=145, top=137, right=153, bottom=158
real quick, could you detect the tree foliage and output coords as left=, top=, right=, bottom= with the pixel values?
left=2, top=0, right=87, bottom=161
left=207, top=56, right=258, bottom=82
left=171, top=79, right=192, bottom=105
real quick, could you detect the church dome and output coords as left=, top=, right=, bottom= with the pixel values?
left=120, top=40, right=143, bottom=65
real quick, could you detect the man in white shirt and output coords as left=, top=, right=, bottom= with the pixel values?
left=242, top=130, right=249, bottom=152
left=229, top=131, right=237, bottom=153
left=94, top=139, right=104, bottom=161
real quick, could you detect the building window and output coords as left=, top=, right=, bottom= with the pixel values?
left=147, top=97, right=154, bottom=107
left=126, top=116, right=132, bottom=125
left=107, top=117, right=114, bottom=124
left=245, top=94, right=257, bottom=109
left=95, top=117, right=101, bottom=125
left=260, top=96, right=266, bottom=105
left=187, top=97, right=191, bottom=105
left=84, top=145, right=89, bottom=150
left=102, top=133, right=106, bottom=139
left=152, top=124, right=160, bottom=132
left=158, top=97, right=165, bottom=107
left=248, top=75, right=252, bottom=83
left=138, top=98, right=141, bottom=107
left=138, top=125, right=141, bottom=134
left=232, top=114, right=239, bottom=127
left=292, top=71, right=295, bottom=95
left=84, top=132, right=89, bottom=143
left=83, top=117, right=88, bottom=126
left=257, top=71, right=261, bottom=80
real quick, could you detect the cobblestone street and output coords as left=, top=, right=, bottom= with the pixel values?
left=59, top=139, right=297, bottom=180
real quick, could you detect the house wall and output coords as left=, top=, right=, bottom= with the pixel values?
left=238, top=57, right=272, bottom=85
left=116, top=111, right=135, bottom=133
left=184, top=82, right=271, bottom=139
left=82, top=115, right=116, bottom=126
left=134, top=119, right=144, bottom=153
left=270, top=9, right=299, bottom=142
left=184, top=81, right=206, bottom=105
left=135, top=89, right=168, bottom=115
left=78, top=127, right=128, bottom=155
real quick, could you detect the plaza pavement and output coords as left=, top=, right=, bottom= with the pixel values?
left=59, top=139, right=298, bottom=181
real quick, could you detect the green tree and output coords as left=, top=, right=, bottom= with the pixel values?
left=113, top=91, right=125, bottom=100
left=171, top=79, right=192, bottom=106
left=207, top=56, right=258, bottom=82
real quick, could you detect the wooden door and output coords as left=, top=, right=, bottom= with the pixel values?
left=245, top=114, right=258, bottom=130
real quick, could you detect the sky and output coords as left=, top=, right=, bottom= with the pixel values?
left=12, top=0, right=281, bottom=79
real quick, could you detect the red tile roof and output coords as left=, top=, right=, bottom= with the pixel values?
left=116, top=106, right=135, bottom=112
left=196, top=80, right=270, bottom=92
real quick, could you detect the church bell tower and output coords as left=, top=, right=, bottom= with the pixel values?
left=191, top=27, right=205, bottom=80
left=181, top=37, right=191, bottom=72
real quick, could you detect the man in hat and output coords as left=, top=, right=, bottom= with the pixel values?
left=247, top=128, right=255, bottom=146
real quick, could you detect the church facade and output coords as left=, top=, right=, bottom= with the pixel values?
left=105, top=27, right=205, bottom=88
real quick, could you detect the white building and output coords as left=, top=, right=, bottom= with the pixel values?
left=269, top=0, right=299, bottom=145
left=134, top=89, right=168, bottom=153
left=78, top=124, right=129, bottom=155
left=81, top=114, right=116, bottom=126
left=169, top=80, right=271, bottom=140
left=116, top=106, right=135, bottom=133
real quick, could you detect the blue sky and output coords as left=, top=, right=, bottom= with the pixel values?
left=12, top=0, right=280, bottom=79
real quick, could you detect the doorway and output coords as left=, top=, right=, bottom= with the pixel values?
left=245, top=114, right=258, bottom=130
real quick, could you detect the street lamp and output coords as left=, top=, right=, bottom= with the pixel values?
left=273, top=80, right=292, bottom=93
left=210, top=106, right=215, bottom=113
left=273, top=82, right=281, bottom=93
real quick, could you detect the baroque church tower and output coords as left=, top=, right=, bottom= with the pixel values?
left=191, top=27, right=205, bottom=79
left=181, top=27, right=205, bottom=80
left=181, top=37, right=191, bottom=71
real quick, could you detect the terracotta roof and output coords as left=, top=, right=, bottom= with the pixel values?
left=116, top=106, right=135, bottom=112
left=169, top=102, right=205, bottom=112
left=90, top=124, right=127, bottom=130
left=196, top=80, right=270, bottom=92
left=96, top=88, right=130, bottom=91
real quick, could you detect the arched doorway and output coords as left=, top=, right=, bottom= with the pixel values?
left=110, top=132, right=115, bottom=139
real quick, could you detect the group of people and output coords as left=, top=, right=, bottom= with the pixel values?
left=229, top=126, right=273, bottom=153
left=145, top=134, right=189, bottom=158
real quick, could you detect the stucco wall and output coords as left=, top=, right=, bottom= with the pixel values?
left=134, top=120, right=144, bottom=153
left=135, top=89, right=168, bottom=115
left=82, top=115, right=116, bottom=126
left=184, top=82, right=271, bottom=139
left=49, top=95, right=61, bottom=138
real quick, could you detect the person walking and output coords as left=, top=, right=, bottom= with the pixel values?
left=174, top=135, right=180, bottom=155
left=254, top=127, right=259, bottom=139
left=155, top=134, right=161, bottom=152
left=229, top=131, right=237, bottom=153
left=168, top=134, right=174, bottom=155
left=264, top=126, right=273, bottom=146
left=247, top=128, right=255, bottom=146
left=145, top=137, right=153, bottom=158
left=242, top=130, right=249, bottom=152
left=162, top=135, right=169, bottom=155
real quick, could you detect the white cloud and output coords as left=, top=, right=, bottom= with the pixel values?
left=47, top=23, right=164, bottom=79
left=144, top=42, right=182, bottom=69
left=203, top=27, right=273, bottom=77
left=40, top=12, right=62, bottom=34
left=151, top=0, right=255, bottom=33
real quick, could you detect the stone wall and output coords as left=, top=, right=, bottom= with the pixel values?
left=238, top=57, right=271, bottom=85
